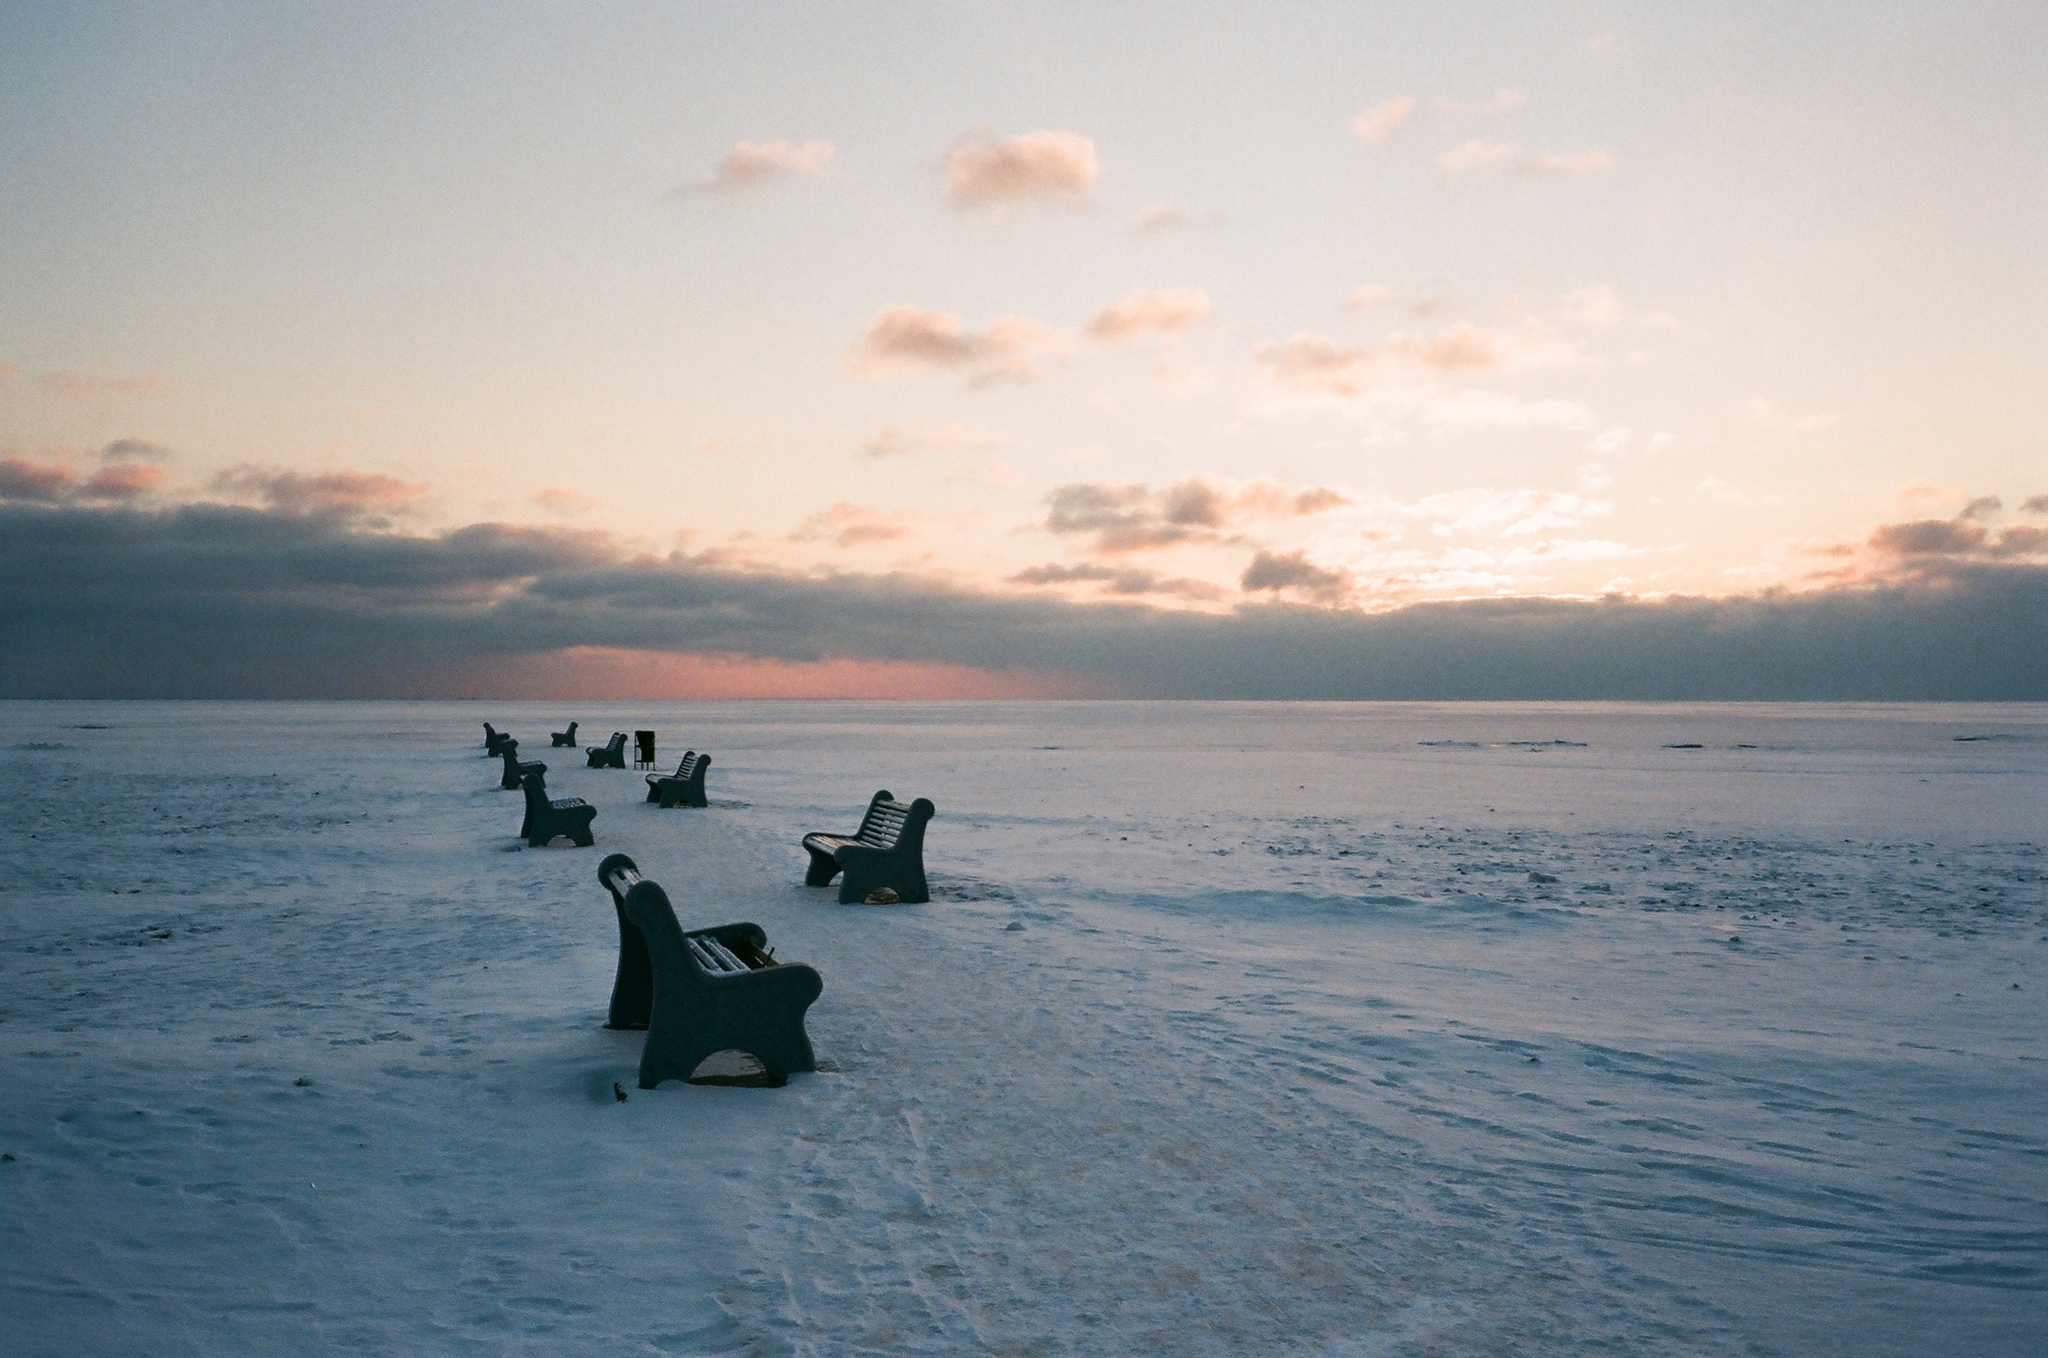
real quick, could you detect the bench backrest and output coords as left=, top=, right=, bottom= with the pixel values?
left=605, top=732, right=627, bottom=754
left=673, top=751, right=705, bottom=778
left=853, top=789, right=935, bottom=852
left=520, top=768, right=553, bottom=814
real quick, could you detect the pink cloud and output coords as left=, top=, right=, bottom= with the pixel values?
left=1045, top=477, right=1349, bottom=554
left=946, top=129, right=1098, bottom=207
left=215, top=466, right=429, bottom=519
left=1438, top=140, right=1617, bottom=175
left=1083, top=289, right=1213, bottom=344
left=36, top=369, right=169, bottom=397
left=674, top=138, right=835, bottom=196
left=1350, top=96, right=1416, bottom=144
left=532, top=486, right=601, bottom=515
left=792, top=502, right=917, bottom=548
left=82, top=462, right=168, bottom=500
left=1255, top=322, right=1577, bottom=399
left=0, top=456, right=76, bottom=502
left=862, top=424, right=1005, bottom=458
left=491, top=647, right=1109, bottom=700
left=848, top=305, right=1064, bottom=385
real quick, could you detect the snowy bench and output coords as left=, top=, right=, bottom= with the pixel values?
left=520, top=769, right=596, bottom=848
left=586, top=732, right=628, bottom=769
left=483, top=722, right=515, bottom=757
left=499, top=743, right=546, bottom=790
left=802, top=790, right=935, bottom=904
left=598, top=853, right=822, bottom=1088
left=644, top=751, right=712, bottom=808
left=550, top=721, right=579, bottom=748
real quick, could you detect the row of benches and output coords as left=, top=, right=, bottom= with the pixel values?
left=482, top=723, right=935, bottom=902
left=474, top=724, right=937, bottom=1091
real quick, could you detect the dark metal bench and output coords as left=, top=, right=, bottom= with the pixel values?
left=550, top=721, right=579, bottom=748
left=587, top=731, right=627, bottom=769
left=520, top=769, right=596, bottom=847
left=644, top=751, right=711, bottom=808
left=802, top=789, right=935, bottom=904
left=483, top=722, right=514, bottom=757
left=499, top=742, right=546, bottom=790
left=598, top=853, right=822, bottom=1088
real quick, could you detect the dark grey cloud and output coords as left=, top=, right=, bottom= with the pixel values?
left=1240, top=549, right=1353, bottom=604
left=2024, top=494, right=2048, bottom=515
left=2, top=502, right=2045, bottom=699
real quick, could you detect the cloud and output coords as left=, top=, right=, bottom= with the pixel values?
left=1010, top=562, right=1227, bottom=601
left=531, top=486, right=601, bottom=516
left=1083, top=289, right=1213, bottom=344
left=0, top=456, right=76, bottom=502
left=1959, top=495, right=2002, bottom=521
left=672, top=138, right=834, bottom=197
left=1045, top=477, right=1348, bottom=554
left=792, top=502, right=916, bottom=548
left=1254, top=322, right=1580, bottom=400
left=946, top=129, right=1099, bottom=207
left=1867, top=518, right=1989, bottom=557
left=1862, top=513, right=2048, bottom=563
left=82, top=462, right=168, bottom=500
left=1559, top=285, right=1623, bottom=329
left=101, top=437, right=175, bottom=463
left=36, top=369, right=169, bottom=397
left=6, top=501, right=2043, bottom=699
left=1346, top=285, right=1393, bottom=310
left=848, top=304, right=1065, bottom=386
left=1240, top=549, right=1353, bottom=604
left=1350, top=96, right=1416, bottom=144
left=213, top=466, right=429, bottom=520
left=862, top=424, right=1005, bottom=458
left=2025, top=494, right=2048, bottom=515
left=1131, top=204, right=1205, bottom=234
left=1438, top=140, right=1617, bottom=175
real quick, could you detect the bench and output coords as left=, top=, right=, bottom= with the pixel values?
left=802, top=789, right=935, bottom=904
left=499, top=742, right=546, bottom=791
left=483, top=722, right=515, bottom=757
left=587, top=731, right=627, bottom=769
left=644, top=751, right=712, bottom=808
left=550, top=721, right=579, bottom=748
left=520, top=769, right=596, bottom=847
left=598, top=853, right=822, bottom=1088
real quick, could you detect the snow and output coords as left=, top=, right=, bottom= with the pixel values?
left=2, top=700, right=2044, bottom=1356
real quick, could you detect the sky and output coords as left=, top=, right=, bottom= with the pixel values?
left=2, top=2, right=2045, bottom=697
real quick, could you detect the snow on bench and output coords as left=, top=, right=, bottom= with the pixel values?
left=802, top=789, right=935, bottom=904
left=519, top=769, right=596, bottom=848
left=597, top=853, right=822, bottom=1088
left=644, top=750, right=712, bottom=808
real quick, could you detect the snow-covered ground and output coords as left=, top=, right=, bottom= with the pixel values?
left=2, top=700, right=2043, bottom=1356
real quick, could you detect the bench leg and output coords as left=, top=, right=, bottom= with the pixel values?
left=803, top=846, right=841, bottom=887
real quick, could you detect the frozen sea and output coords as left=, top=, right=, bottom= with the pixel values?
left=1, top=700, right=2044, bottom=1356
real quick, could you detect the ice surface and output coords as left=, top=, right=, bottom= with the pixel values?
left=1, top=701, right=2044, bottom=1356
